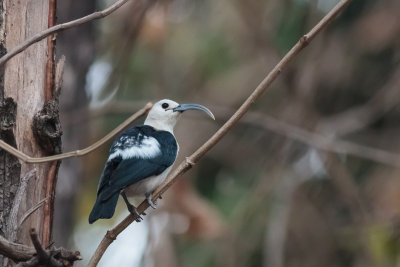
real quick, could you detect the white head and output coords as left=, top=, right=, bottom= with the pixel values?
left=144, top=99, right=215, bottom=133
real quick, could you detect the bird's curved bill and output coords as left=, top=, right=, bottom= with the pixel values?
left=173, top=103, right=215, bottom=120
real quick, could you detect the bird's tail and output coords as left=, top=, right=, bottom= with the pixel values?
left=88, top=192, right=119, bottom=224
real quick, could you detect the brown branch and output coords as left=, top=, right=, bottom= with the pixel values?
left=0, top=236, right=35, bottom=262
left=61, top=101, right=148, bottom=126
left=0, top=0, right=132, bottom=67
left=236, top=109, right=400, bottom=168
left=29, top=229, right=52, bottom=266
left=87, top=0, right=353, bottom=266
left=0, top=103, right=152, bottom=163
left=318, top=67, right=400, bottom=136
left=321, top=154, right=369, bottom=222
left=320, top=154, right=375, bottom=264
left=0, top=228, right=81, bottom=267
left=19, top=197, right=50, bottom=227
left=19, top=229, right=81, bottom=267
left=65, top=101, right=400, bottom=168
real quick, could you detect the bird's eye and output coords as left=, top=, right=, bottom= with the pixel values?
left=161, top=103, right=169, bottom=109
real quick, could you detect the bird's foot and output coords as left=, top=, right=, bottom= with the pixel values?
left=146, top=193, right=157, bottom=209
left=121, top=191, right=143, bottom=222
left=127, top=204, right=143, bottom=222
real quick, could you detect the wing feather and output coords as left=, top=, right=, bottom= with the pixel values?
left=96, top=125, right=177, bottom=202
left=99, top=158, right=168, bottom=201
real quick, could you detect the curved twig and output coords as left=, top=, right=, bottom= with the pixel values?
left=0, top=103, right=152, bottom=163
left=0, top=0, right=132, bottom=67
left=75, top=103, right=400, bottom=168
left=19, top=197, right=50, bottom=227
left=87, top=0, right=353, bottom=266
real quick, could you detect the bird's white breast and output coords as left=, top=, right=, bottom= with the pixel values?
left=125, top=166, right=173, bottom=196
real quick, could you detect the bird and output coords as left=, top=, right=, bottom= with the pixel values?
left=89, top=99, right=215, bottom=224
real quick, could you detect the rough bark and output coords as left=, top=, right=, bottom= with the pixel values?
left=0, top=1, right=21, bottom=266
left=0, top=0, right=60, bottom=265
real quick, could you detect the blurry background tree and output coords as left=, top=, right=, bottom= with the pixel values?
left=65, top=0, right=400, bottom=266
left=55, top=0, right=96, bottom=247
left=1, top=0, right=399, bottom=266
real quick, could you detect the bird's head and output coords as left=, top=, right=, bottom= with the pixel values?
left=144, top=99, right=215, bottom=132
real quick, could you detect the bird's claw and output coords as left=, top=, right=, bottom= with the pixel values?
left=127, top=204, right=143, bottom=222
left=121, top=191, right=143, bottom=222
left=146, top=194, right=157, bottom=209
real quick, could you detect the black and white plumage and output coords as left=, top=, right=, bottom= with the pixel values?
left=89, top=99, right=214, bottom=224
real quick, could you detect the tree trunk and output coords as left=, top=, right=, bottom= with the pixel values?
left=0, top=0, right=60, bottom=265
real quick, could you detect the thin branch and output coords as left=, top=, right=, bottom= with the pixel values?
left=19, top=197, right=50, bottom=230
left=22, top=229, right=75, bottom=267
left=320, top=154, right=375, bottom=264
left=14, top=229, right=81, bottom=267
left=61, top=101, right=149, bottom=126
left=87, top=0, right=353, bottom=266
left=29, top=229, right=52, bottom=265
left=0, top=229, right=81, bottom=265
left=318, top=67, right=400, bottom=136
left=0, top=0, right=133, bottom=67
left=89, top=103, right=400, bottom=168
left=0, top=103, right=152, bottom=163
left=237, top=109, right=400, bottom=168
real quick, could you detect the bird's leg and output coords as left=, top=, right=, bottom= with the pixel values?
left=145, top=192, right=157, bottom=209
left=121, top=191, right=142, bottom=222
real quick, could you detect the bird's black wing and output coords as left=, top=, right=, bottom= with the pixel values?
left=96, top=126, right=143, bottom=194
left=96, top=125, right=177, bottom=201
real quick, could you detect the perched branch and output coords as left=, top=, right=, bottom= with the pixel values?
left=0, top=0, right=133, bottom=67
left=0, top=103, right=152, bottom=163
left=87, top=0, right=353, bottom=266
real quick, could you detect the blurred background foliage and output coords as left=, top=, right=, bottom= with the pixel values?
left=55, top=0, right=400, bottom=266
